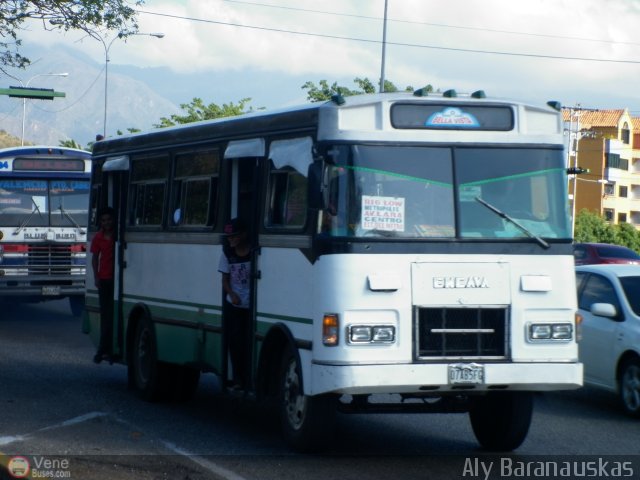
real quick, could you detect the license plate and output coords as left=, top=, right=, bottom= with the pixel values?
left=448, top=363, right=484, bottom=384
left=42, top=286, right=61, bottom=296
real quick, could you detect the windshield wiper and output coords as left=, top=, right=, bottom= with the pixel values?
left=58, top=203, right=86, bottom=234
left=13, top=198, right=43, bottom=235
left=475, top=196, right=549, bottom=249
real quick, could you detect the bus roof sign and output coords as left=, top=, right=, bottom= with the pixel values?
left=13, top=158, right=85, bottom=171
left=391, top=103, right=514, bottom=131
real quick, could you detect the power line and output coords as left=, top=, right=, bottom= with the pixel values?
left=139, top=9, right=640, bottom=65
left=219, top=0, right=640, bottom=47
left=30, top=66, right=105, bottom=114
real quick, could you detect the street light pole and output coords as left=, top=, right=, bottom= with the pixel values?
left=23, top=73, right=69, bottom=146
left=94, top=31, right=165, bottom=138
left=7, top=72, right=68, bottom=146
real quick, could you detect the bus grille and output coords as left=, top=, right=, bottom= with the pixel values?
left=28, top=244, right=72, bottom=275
left=416, top=307, right=508, bottom=359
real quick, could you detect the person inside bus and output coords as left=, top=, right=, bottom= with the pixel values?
left=91, top=206, right=115, bottom=364
left=218, top=218, right=251, bottom=390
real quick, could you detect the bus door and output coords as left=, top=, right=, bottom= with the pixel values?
left=223, top=139, right=265, bottom=389
left=99, top=155, right=129, bottom=359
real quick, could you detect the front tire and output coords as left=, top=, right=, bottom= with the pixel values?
left=619, top=358, right=640, bottom=417
left=469, top=391, right=533, bottom=451
left=279, top=348, right=336, bottom=452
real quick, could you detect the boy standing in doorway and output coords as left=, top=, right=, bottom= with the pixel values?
left=218, top=218, right=251, bottom=390
left=91, top=207, right=115, bottom=364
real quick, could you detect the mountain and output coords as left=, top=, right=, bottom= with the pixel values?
left=0, top=45, right=180, bottom=147
left=0, top=45, right=324, bottom=148
left=0, top=130, right=22, bottom=148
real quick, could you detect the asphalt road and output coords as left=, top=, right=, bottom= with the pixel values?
left=1, top=299, right=639, bottom=480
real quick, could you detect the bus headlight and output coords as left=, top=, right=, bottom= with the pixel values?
left=348, top=324, right=396, bottom=344
left=528, top=323, right=573, bottom=341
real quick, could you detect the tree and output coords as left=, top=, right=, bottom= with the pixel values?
left=1, top=0, right=142, bottom=74
left=59, top=138, right=83, bottom=149
left=116, top=127, right=141, bottom=135
left=615, top=221, right=640, bottom=252
left=574, top=209, right=640, bottom=253
left=153, top=97, right=255, bottom=127
left=302, top=77, right=419, bottom=103
left=574, top=209, right=617, bottom=244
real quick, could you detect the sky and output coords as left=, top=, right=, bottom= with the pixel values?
left=16, top=0, right=640, bottom=116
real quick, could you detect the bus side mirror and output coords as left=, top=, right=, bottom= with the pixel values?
left=307, top=162, right=325, bottom=210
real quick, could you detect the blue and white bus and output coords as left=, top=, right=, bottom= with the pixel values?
left=0, top=146, right=91, bottom=315
left=87, top=91, right=582, bottom=452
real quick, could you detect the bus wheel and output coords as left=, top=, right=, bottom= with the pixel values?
left=131, top=316, right=167, bottom=402
left=69, top=296, right=84, bottom=317
left=469, top=391, right=533, bottom=451
left=619, top=358, right=640, bottom=417
left=279, top=348, right=336, bottom=452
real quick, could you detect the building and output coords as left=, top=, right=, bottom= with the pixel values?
left=564, top=107, right=640, bottom=228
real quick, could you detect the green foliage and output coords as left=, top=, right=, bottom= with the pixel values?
left=0, top=1, right=142, bottom=74
left=574, top=209, right=617, bottom=243
left=574, top=209, right=640, bottom=253
left=59, top=138, right=83, bottom=149
left=614, top=221, right=640, bottom=252
left=302, top=77, right=417, bottom=102
left=116, top=128, right=141, bottom=135
left=153, top=97, right=255, bottom=127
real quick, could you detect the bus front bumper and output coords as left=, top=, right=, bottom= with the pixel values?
left=310, top=361, right=583, bottom=396
left=0, top=274, right=85, bottom=297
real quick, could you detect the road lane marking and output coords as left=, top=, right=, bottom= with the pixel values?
left=0, top=411, right=251, bottom=480
left=0, top=412, right=108, bottom=446
left=161, top=441, right=251, bottom=480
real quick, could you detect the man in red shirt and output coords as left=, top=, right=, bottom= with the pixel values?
left=90, top=207, right=115, bottom=364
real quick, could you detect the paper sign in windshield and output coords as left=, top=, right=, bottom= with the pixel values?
left=362, top=195, right=405, bottom=231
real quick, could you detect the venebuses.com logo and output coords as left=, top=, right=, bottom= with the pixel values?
left=7, top=456, right=30, bottom=478
left=5, top=455, right=71, bottom=479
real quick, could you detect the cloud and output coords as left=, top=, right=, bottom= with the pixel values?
left=15, top=0, right=640, bottom=112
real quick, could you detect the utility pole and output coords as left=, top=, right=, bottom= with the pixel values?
left=566, top=105, right=581, bottom=237
left=379, top=0, right=388, bottom=93
left=566, top=105, right=598, bottom=237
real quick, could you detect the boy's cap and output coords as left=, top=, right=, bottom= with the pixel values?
left=224, top=218, right=246, bottom=236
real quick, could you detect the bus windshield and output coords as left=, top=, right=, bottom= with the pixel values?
left=320, top=144, right=571, bottom=240
left=0, top=179, right=90, bottom=228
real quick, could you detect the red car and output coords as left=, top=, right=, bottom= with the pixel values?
left=573, top=242, right=640, bottom=265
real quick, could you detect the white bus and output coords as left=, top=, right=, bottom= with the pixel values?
left=0, top=146, right=91, bottom=316
left=86, top=91, right=582, bottom=452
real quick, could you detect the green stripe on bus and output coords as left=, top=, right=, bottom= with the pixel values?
left=460, top=168, right=564, bottom=187
left=337, top=164, right=453, bottom=188
left=116, top=293, right=311, bottom=327
left=122, top=293, right=222, bottom=312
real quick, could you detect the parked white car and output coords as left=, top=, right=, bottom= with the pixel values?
left=576, top=264, right=640, bottom=417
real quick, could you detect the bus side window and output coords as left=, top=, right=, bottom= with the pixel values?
left=171, top=149, right=220, bottom=227
left=266, top=165, right=307, bottom=228
left=129, top=155, right=169, bottom=227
